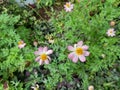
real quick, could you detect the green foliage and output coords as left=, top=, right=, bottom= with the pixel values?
left=0, top=14, right=35, bottom=88
left=0, top=0, right=120, bottom=90
left=0, top=14, right=22, bottom=78
left=42, top=0, right=120, bottom=89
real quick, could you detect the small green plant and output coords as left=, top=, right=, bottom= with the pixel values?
left=0, top=13, right=35, bottom=89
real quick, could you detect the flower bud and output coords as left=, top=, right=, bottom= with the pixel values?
left=88, top=85, right=94, bottom=90
left=101, top=54, right=105, bottom=58
left=33, top=41, right=38, bottom=47
left=110, top=21, right=115, bottom=26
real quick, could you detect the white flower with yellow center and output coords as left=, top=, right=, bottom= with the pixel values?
left=34, top=47, right=53, bottom=65
left=106, top=28, right=116, bottom=37
left=64, top=2, right=74, bottom=12
left=18, top=40, right=26, bottom=49
left=68, top=41, right=90, bottom=63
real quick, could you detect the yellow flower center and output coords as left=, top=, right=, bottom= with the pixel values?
left=66, top=3, right=70, bottom=8
left=110, top=31, right=113, bottom=33
left=75, top=48, right=83, bottom=55
left=18, top=41, right=23, bottom=45
left=40, top=54, right=47, bottom=61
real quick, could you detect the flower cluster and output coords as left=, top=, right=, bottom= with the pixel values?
left=18, top=2, right=117, bottom=65
left=34, top=41, right=90, bottom=65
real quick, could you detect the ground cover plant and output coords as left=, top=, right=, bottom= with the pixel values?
left=0, top=0, right=120, bottom=90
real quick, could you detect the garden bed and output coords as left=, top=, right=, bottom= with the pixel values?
left=0, top=0, right=120, bottom=90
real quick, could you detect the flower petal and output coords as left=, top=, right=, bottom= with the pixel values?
left=70, top=4, right=74, bottom=8
left=18, top=45, right=22, bottom=49
left=46, top=50, right=53, bottom=55
left=64, top=5, right=66, bottom=8
left=82, top=45, right=89, bottom=50
left=34, top=51, right=41, bottom=55
left=45, top=60, right=49, bottom=64
left=65, top=8, right=72, bottom=12
left=84, top=51, right=90, bottom=56
left=39, top=59, right=43, bottom=65
left=68, top=52, right=75, bottom=59
left=18, top=44, right=26, bottom=49
left=68, top=46, right=74, bottom=51
left=38, top=47, right=43, bottom=51
left=77, top=41, right=83, bottom=46
left=35, top=57, right=40, bottom=62
left=43, top=47, right=48, bottom=52
left=72, top=56, right=78, bottom=63
left=47, top=56, right=51, bottom=61
left=79, top=55, right=86, bottom=62
left=23, top=43, right=26, bottom=47
left=35, top=47, right=43, bottom=55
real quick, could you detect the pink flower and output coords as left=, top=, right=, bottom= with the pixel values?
left=18, top=40, right=26, bottom=49
left=106, top=28, right=116, bottom=37
left=34, top=46, right=53, bottom=65
left=64, top=2, right=74, bottom=12
left=68, top=41, right=90, bottom=63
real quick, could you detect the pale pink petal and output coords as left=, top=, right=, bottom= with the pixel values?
left=39, top=59, right=43, bottom=65
left=47, top=56, right=51, bottom=61
left=23, top=43, right=26, bottom=46
left=68, top=46, right=74, bottom=51
left=38, top=47, right=43, bottom=51
left=18, top=45, right=22, bottom=49
left=43, top=47, right=48, bottom=52
left=64, top=5, right=66, bottom=8
left=20, top=46, right=24, bottom=48
left=35, top=57, right=40, bottom=62
left=44, top=60, right=49, bottom=64
left=46, top=50, right=53, bottom=55
left=34, top=51, right=41, bottom=55
left=34, top=51, right=38, bottom=55
left=77, top=41, right=83, bottom=46
left=84, top=51, right=90, bottom=56
left=72, top=56, right=78, bottom=63
left=82, top=45, right=89, bottom=50
left=71, top=4, right=74, bottom=8
left=68, top=52, right=75, bottom=59
left=79, top=55, right=86, bottom=62
left=18, top=43, right=26, bottom=49
left=106, top=32, right=109, bottom=35
left=65, top=8, right=72, bottom=12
